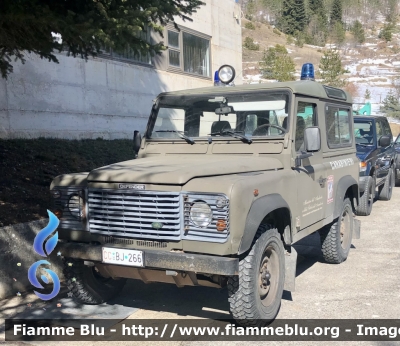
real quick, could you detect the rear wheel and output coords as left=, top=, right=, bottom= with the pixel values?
left=63, top=258, right=126, bottom=304
left=320, top=198, right=353, bottom=264
left=378, top=166, right=394, bottom=201
left=228, top=226, right=285, bottom=327
left=356, top=175, right=375, bottom=216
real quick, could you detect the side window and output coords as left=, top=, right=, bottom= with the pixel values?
left=295, top=102, right=317, bottom=152
left=325, top=106, right=352, bottom=148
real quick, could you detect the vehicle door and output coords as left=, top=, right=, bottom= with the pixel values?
left=375, top=118, right=390, bottom=183
left=294, top=99, right=325, bottom=229
left=324, top=104, right=354, bottom=220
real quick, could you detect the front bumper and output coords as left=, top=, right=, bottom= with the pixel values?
left=57, top=242, right=239, bottom=276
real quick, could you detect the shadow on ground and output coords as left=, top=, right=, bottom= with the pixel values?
left=0, top=230, right=340, bottom=327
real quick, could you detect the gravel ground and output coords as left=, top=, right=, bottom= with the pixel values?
left=1, top=188, right=400, bottom=346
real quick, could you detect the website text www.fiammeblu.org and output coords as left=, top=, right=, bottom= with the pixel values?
left=6, top=319, right=400, bottom=341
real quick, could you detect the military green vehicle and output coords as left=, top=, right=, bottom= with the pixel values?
left=52, top=65, right=361, bottom=326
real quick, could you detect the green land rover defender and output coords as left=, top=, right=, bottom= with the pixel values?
left=52, top=65, right=360, bottom=326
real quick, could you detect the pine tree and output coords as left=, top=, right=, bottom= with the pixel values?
left=379, top=22, right=394, bottom=42
left=351, top=20, right=366, bottom=44
left=331, top=22, right=346, bottom=46
left=381, top=91, right=400, bottom=119
left=293, top=0, right=307, bottom=32
left=279, top=0, right=307, bottom=35
left=330, top=0, right=343, bottom=25
left=0, top=0, right=205, bottom=79
left=306, top=0, right=328, bottom=46
left=365, top=89, right=371, bottom=101
left=319, top=49, right=348, bottom=87
left=260, top=44, right=296, bottom=82
left=309, top=0, right=324, bottom=15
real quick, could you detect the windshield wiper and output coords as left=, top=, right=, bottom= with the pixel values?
left=155, top=130, right=195, bottom=144
left=209, top=129, right=252, bottom=144
left=356, top=143, right=372, bottom=147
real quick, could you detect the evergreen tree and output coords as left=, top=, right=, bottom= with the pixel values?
left=260, top=44, right=296, bottom=82
left=365, top=89, right=371, bottom=101
left=351, top=20, right=366, bottom=44
left=0, top=0, right=204, bottom=79
left=309, top=0, right=324, bottom=15
left=381, top=91, right=400, bottom=119
left=306, top=0, right=328, bottom=46
left=279, top=0, right=307, bottom=35
left=331, top=22, right=346, bottom=46
left=379, top=22, right=394, bottom=42
left=330, top=0, right=343, bottom=25
left=319, top=49, right=348, bottom=87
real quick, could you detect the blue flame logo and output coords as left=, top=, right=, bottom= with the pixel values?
left=33, top=211, right=59, bottom=257
left=28, top=210, right=61, bottom=300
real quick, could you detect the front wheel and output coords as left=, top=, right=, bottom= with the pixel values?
left=356, top=175, right=375, bottom=216
left=320, top=198, right=353, bottom=264
left=228, top=226, right=285, bottom=327
left=63, top=258, right=126, bottom=304
left=378, top=166, right=394, bottom=201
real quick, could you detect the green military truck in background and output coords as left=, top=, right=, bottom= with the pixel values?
left=51, top=65, right=361, bottom=326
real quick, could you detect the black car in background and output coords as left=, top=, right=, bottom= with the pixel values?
left=354, top=115, right=396, bottom=216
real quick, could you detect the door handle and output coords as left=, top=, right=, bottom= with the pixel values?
left=318, top=177, right=327, bottom=186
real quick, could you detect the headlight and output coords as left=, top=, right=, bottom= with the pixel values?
left=68, top=194, right=84, bottom=219
left=190, top=201, right=213, bottom=227
left=360, top=161, right=367, bottom=172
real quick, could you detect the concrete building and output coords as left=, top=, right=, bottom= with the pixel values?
left=0, top=0, right=242, bottom=139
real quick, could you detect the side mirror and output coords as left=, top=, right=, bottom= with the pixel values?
left=294, top=127, right=320, bottom=168
left=133, top=131, right=142, bottom=157
left=304, top=127, right=321, bottom=152
left=379, top=135, right=391, bottom=147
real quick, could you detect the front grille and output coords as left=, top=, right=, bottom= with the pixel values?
left=103, top=236, right=135, bottom=245
left=136, top=240, right=168, bottom=248
left=88, top=189, right=181, bottom=241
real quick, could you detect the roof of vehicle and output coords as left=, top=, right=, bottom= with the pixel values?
left=159, top=81, right=353, bottom=103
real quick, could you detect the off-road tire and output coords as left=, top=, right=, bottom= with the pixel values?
left=356, top=175, right=375, bottom=216
left=319, top=198, right=353, bottom=264
left=378, top=166, right=394, bottom=201
left=227, top=225, right=285, bottom=327
left=63, top=258, right=126, bottom=304
left=395, top=167, right=400, bottom=187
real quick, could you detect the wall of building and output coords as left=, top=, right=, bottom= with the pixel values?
left=0, top=0, right=242, bottom=139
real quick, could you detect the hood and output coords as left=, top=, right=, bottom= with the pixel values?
left=356, top=146, right=375, bottom=162
left=87, top=155, right=283, bottom=185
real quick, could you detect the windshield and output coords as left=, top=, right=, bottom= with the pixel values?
left=354, top=120, right=374, bottom=145
left=148, top=91, right=290, bottom=140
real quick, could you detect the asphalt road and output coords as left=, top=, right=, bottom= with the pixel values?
left=1, top=187, right=400, bottom=346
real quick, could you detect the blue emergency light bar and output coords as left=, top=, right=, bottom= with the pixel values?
left=301, top=63, right=315, bottom=81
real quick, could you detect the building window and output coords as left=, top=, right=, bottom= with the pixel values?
left=100, top=28, right=152, bottom=65
left=325, top=105, right=352, bottom=148
left=167, top=29, right=211, bottom=77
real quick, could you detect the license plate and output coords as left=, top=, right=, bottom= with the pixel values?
left=102, top=247, right=144, bottom=267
